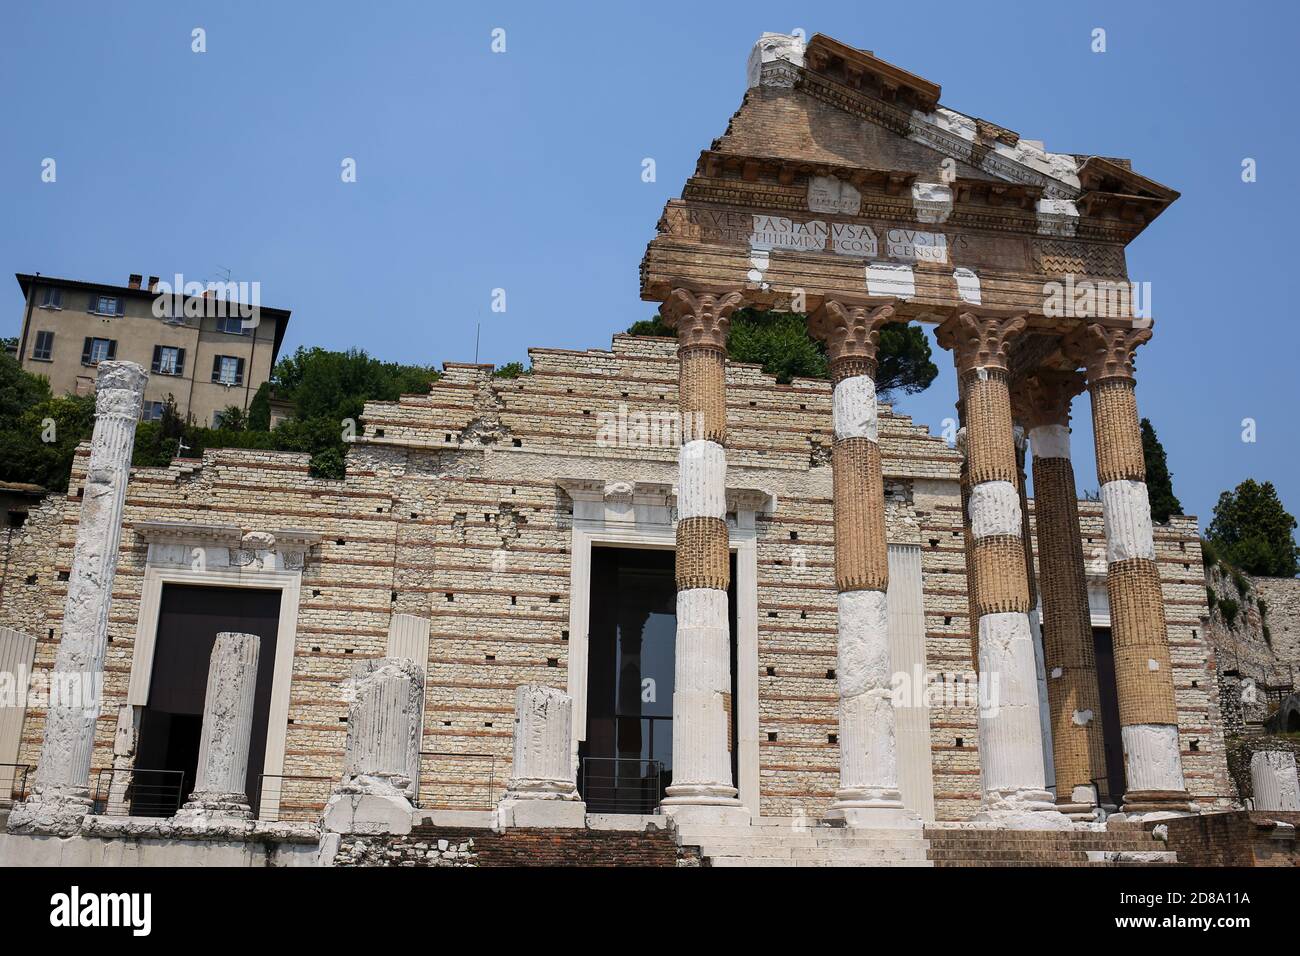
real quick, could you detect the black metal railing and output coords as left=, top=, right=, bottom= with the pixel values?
left=91, top=768, right=186, bottom=818
left=255, top=774, right=334, bottom=823
left=579, top=757, right=663, bottom=815
left=0, top=763, right=30, bottom=805
left=415, top=751, right=498, bottom=809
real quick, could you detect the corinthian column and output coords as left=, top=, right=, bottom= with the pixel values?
left=9, top=361, right=146, bottom=835
left=936, top=312, right=1068, bottom=828
left=658, top=286, right=748, bottom=824
left=809, top=297, right=915, bottom=828
left=176, top=632, right=261, bottom=825
left=1011, top=370, right=1108, bottom=819
left=1065, top=323, right=1190, bottom=818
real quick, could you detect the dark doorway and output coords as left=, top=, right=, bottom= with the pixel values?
left=132, top=585, right=280, bottom=815
left=1092, top=626, right=1126, bottom=805
left=579, top=546, right=738, bottom=812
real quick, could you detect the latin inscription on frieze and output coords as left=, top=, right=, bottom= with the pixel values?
left=661, top=203, right=1030, bottom=272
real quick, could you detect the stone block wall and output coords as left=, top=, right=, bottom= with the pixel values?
left=0, top=334, right=1223, bottom=821
left=334, top=824, right=695, bottom=867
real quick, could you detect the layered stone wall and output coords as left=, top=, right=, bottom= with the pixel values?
left=0, top=335, right=1219, bottom=821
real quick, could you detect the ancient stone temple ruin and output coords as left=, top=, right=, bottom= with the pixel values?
left=2, top=32, right=1295, bottom=867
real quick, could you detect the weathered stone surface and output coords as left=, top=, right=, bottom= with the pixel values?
left=1251, top=751, right=1300, bottom=811
left=176, top=632, right=261, bottom=826
left=9, top=362, right=146, bottom=835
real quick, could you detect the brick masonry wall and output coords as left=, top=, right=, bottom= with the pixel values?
left=333, top=825, right=696, bottom=867
left=0, top=334, right=1227, bottom=821
left=1159, top=810, right=1300, bottom=867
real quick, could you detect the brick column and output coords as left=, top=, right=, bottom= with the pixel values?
left=1066, top=324, right=1190, bottom=817
left=809, top=298, right=916, bottom=827
left=1012, top=370, right=1108, bottom=818
left=9, top=361, right=147, bottom=835
left=658, top=287, right=747, bottom=823
left=937, top=312, right=1068, bottom=827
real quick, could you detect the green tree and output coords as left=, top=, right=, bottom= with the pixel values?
left=1140, top=418, right=1182, bottom=522
left=625, top=308, right=938, bottom=394
left=1207, top=479, right=1299, bottom=578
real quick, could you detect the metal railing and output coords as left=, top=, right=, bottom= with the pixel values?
left=255, top=774, right=334, bottom=823
left=0, top=763, right=30, bottom=806
left=415, top=751, right=498, bottom=809
left=579, top=757, right=663, bottom=815
left=91, top=768, right=186, bottom=818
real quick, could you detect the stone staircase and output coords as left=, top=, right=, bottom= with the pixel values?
left=671, top=817, right=933, bottom=867
left=670, top=817, right=1179, bottom=867
left=923, top=825, right=1179, bottom=867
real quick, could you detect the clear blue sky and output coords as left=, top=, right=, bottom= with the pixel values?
left=2, top=0, right=1296, bottom=536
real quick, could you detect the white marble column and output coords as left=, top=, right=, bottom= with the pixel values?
left=1251, top=751, right=1300, bottom=811
left=176, top=632, right=261, bottom=823
left=498, top=684, right=585, bottom=827
left=9, top=361, right=146, bottom=834
left=323, top=657, right=424, bottom=835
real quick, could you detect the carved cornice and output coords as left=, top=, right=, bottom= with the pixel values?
left=807, top=297, right=898, bottom=373
left=935, top=310, right=1028, bottom=375
left=1063, top=323, right=1152, bottom=384
left=659, top=287, right=745, bottom=352
left=1010, top=368, right=1087, bottom=429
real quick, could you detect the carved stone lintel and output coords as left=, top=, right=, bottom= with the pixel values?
left=1010, top=368, right=1087, bottom=430
left=1063, top=323, right=1151, bottom=384
left=660, top=288, right=745, bottom=352
left=808, top=299, right=897, bottom=375
left=936, top=311, right=1028, bottom=375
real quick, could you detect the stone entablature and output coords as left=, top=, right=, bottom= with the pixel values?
left=134, top=521, right=321, bottom=572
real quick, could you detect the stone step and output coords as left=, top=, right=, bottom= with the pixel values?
left=708, top=854, right=933, bottom=868
left=695, top=843, right=930, bottom=861
left=677, top=832, right=929, bottom=849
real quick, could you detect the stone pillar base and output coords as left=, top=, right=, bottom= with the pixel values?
left=1055, top=801, right=1105, bottom=823
left=497, top=796, right=587, bottom=829
left=974, top=788, right=1075, bottom=829
left=322, top=790, right=414, bottom=836
left=1115, top=789, right=1194, bottom=821
left=661, top=799, right=750, bottom=828
left=174, top=790, right=253, bottom=827
left=824, top=793, right=920, bottom=830
left=5, top=787, right=92, bottom=836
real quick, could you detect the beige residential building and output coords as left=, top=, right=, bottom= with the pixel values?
left=13, top=272, right=291, bottom=427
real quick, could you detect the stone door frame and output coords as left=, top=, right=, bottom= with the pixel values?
left=124, top=522, right=315, bottom=819
left=559, top=479, right=764, bottom=816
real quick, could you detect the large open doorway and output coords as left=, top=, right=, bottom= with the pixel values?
left=579, top=546, right=737, bottom=813
left=1092, top=626, right=1126, bottom=805
left=131, top=584, right=280, bottom=815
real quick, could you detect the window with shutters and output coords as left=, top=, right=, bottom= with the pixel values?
left=81, top=337, right=116, bottom=366
left=40, top=287, right=63, bottom=309
left=152, top=345, right=184, bottom=376
left=212, top=355, right=244, bottom=386
left=32, top=330, right=54, bottom=361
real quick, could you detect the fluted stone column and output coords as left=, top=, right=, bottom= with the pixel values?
left=175, top=632, right=261, bottom=825
left=658, top=286, right=747, bottom=824
left=1066, top=324, right=1190, bottom=818
left=498, top=684, right=585, bottom=827
left=1250, top=751, right=1300, bottom=811
left=9, top=362, right=146, bottom=834
left=809, top=297, right=915, bottom=828
left=323, top=657, right=424, bottom=835
left=937, top=312, right=1068, bottom=828
left=1012, top=370, right=1108, bottom=818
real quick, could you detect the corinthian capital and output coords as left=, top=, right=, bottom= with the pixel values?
left=1010, top=368, right=1087, bottom=430
left=935, top=310, right=1028, bottom=375
left=660, top=287, right=745, bottom=351
left=807, top=298, right=897, bottom=374
left=1063, top=323, right=1151, bottom=384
